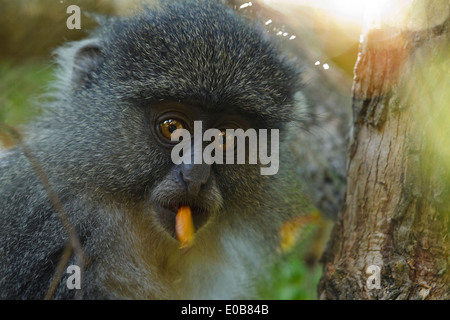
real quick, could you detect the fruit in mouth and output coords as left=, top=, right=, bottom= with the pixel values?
left=175, top=206, right=195, bottom=249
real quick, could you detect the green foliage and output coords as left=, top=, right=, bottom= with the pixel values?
left=0, top=61, right=53, bottom=127
left=257, top=224, right=323, bottom=300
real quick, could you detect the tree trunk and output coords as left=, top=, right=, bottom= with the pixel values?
left=318, top=1, right=450, bottom=299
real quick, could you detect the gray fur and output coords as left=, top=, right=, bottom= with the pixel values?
left=0, top=0, right=308, bottom=299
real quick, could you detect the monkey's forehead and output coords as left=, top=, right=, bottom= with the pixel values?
left=94, top=1, right=301, bottom=121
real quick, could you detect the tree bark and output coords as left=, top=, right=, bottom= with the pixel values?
left=318, top=2, right=450, bottom=299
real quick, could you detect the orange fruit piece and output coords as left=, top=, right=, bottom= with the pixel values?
left=176, top=206, right=195, bottom=249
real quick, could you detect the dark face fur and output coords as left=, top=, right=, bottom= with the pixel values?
left=51, top=1, right=300, bottom=240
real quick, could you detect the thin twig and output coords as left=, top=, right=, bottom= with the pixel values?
left=44, top=242, right=73, bottom=300
left=2, top=124, right=87, bottom=299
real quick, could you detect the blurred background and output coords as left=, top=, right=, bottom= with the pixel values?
left=0, top=0, right=372, bottom=299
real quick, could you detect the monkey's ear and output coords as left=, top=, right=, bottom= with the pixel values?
left=70, top=39, right=103, bottom=88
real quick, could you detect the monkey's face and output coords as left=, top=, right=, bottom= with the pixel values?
left=144, top=100, right=270, bottom=242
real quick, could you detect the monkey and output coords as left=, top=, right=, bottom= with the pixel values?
left=0, top=0, right=313, bottom=299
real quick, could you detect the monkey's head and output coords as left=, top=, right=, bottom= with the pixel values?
left=49, top=1, right=302, bottom=246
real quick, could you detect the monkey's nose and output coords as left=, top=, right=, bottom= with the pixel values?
left=176, top=163, right=211, bottom=196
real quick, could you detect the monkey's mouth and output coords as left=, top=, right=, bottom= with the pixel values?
left=152, top=202, right=211, bottom=244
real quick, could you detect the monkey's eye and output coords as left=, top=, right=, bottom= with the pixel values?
left=159, top=119, right=185, bottom=140
left=215, top=130, right=236, bottom=151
